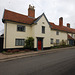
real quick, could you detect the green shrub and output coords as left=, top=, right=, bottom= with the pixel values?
left=60, top=40, right=66, bottom=46
left=2, top=51, right=6, bottom=54
left=24, top=37, right=34, bottom=49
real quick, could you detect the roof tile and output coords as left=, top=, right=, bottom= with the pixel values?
left=68, top=35, right=74, bottom=40
left=3, top=9, right=35, bottom=24
left=50, top=22, right=75, bottom=33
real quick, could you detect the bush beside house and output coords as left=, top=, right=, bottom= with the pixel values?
left=24, top=37, right=34, bottom=50
left=51, top=40, right=72, bottom=49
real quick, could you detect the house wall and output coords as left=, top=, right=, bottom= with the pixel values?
left=32, top=16, right=51, bottom=48
left=74, top=34, right=75, bottom=39
left=32, top=15, right=68, bottom=49
left=3, top=15, right=68, bottom=49
left=3, top=21, right=32, bottom=49
left=3, top=23, right=6, bottom=49
left=68, top=33, right=75, bottom=45
left=50, top=30, right=67, bottom=46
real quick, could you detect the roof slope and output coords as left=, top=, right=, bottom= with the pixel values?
left=2, top=9, right=51, bottom=26
left=2, top=9, right=75, bottom=34
left=50, top=22, right=75, bottom=33
left=68, top=35, right=74, bottom=40
left=34, top=13, right=51, bottom=27
left=2, top=9, right=35, bottom=24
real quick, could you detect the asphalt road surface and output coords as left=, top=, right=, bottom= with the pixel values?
left=0, top=48, right=75, bottom=75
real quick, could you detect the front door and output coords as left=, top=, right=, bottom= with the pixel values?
left=38, top=39, right=42, bottom=50
left=69, top=40, right=74, bottom=46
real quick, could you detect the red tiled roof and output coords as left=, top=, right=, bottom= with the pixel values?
left=3, top=9, right=35, bottom=24
left=50, top=22, right=75, bottom=33
left=2, top=9, right=75, bottom=34
left=68, top=35, right=74, bottom=40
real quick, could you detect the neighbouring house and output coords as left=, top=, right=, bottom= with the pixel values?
left=0, top=34, right=4, bottom=51
left=2, top=5, right=75, bottom=50
left=50, top=20, right=75, bottom=46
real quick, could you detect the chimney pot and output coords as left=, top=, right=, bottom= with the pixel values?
left=67, top=23, right=70, bottom=28
left=28, top=5, right=35, bottom=18
left=59, top=17, right=63, bottom=26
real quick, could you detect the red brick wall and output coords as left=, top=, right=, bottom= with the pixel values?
left=67, top=23, right=70, bottom=28
left=28, top=8, right=35, bottom=18
left=59, top=17, right=63, bottom=26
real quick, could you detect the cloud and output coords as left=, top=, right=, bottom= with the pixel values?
left=0, top=0, right=75, bottom=33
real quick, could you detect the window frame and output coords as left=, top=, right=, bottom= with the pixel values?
left=42, top=26, right=45, bottom=34
left=17, top=25, right=25, bottom=32
left=56, top=31, right=59, bottom=35
left=71, top=34, right=73, bottom=37
left=15, top=39, right=25, bottom=46
left=56, top=39, right=59, bottom=44
left=51, top=38, right=53, bottom=44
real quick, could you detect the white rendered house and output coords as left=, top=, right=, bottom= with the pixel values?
left=2, top=5, right=75, bottom=50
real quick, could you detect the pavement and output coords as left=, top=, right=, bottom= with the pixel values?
left=0, top=47, right=75, bottom=75
left=0, top=46, right=75, bottom=62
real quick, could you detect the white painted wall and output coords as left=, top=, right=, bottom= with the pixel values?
left=4, top=21, right=32, bottom=49
left=3, top=15, right=68, bottom=49
left=32, top=15, right=68, bottom=48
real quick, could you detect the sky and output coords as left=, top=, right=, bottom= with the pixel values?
left=0, top=0, right=75, bottom=35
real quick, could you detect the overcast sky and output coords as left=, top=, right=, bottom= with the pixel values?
left=0, top=0, right=75, bottom=34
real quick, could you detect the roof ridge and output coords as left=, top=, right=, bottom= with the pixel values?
left=50, top=21, right=75, bottom=30
left=50, top=22, right=75, bottom=33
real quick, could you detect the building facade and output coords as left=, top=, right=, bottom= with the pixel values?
left=2, top=5, right=75, bottom=50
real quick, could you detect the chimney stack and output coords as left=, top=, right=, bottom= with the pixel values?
left=59, top=17, right=63, bottom=26
left=67, top=23, right=70, bottom=28
left=28, top=5, right=35, bottom=18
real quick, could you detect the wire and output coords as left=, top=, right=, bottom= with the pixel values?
left=32, top=0, right=44, bottom=13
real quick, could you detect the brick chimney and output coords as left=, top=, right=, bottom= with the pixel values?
left=28, top=5, right=35, bottom=18
left=67, top=23, right=70, bottom=28
left=59, top=17, right=63, bottom=26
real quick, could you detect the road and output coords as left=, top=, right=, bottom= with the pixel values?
left=0, top=48, right=75, bottom=75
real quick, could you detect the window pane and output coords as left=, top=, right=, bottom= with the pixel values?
left=22, top=39, right=25, bottom=46
left=56, top=31, right=59, bottom=35
left=51, top=38, right=53, bottom=44
left=17, top=25, right=25, bottom=32
left=56, top=39, right=59, bottom=44
left=20, top=39, right=22, bottom=46
left=16, top=39, right=18, bottom=46
left=16, top=39, right=25, bottom=46
left=42, top=26, right=45, bottom=33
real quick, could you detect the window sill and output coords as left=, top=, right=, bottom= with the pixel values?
left=17, top=31, right=25, bottom=32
